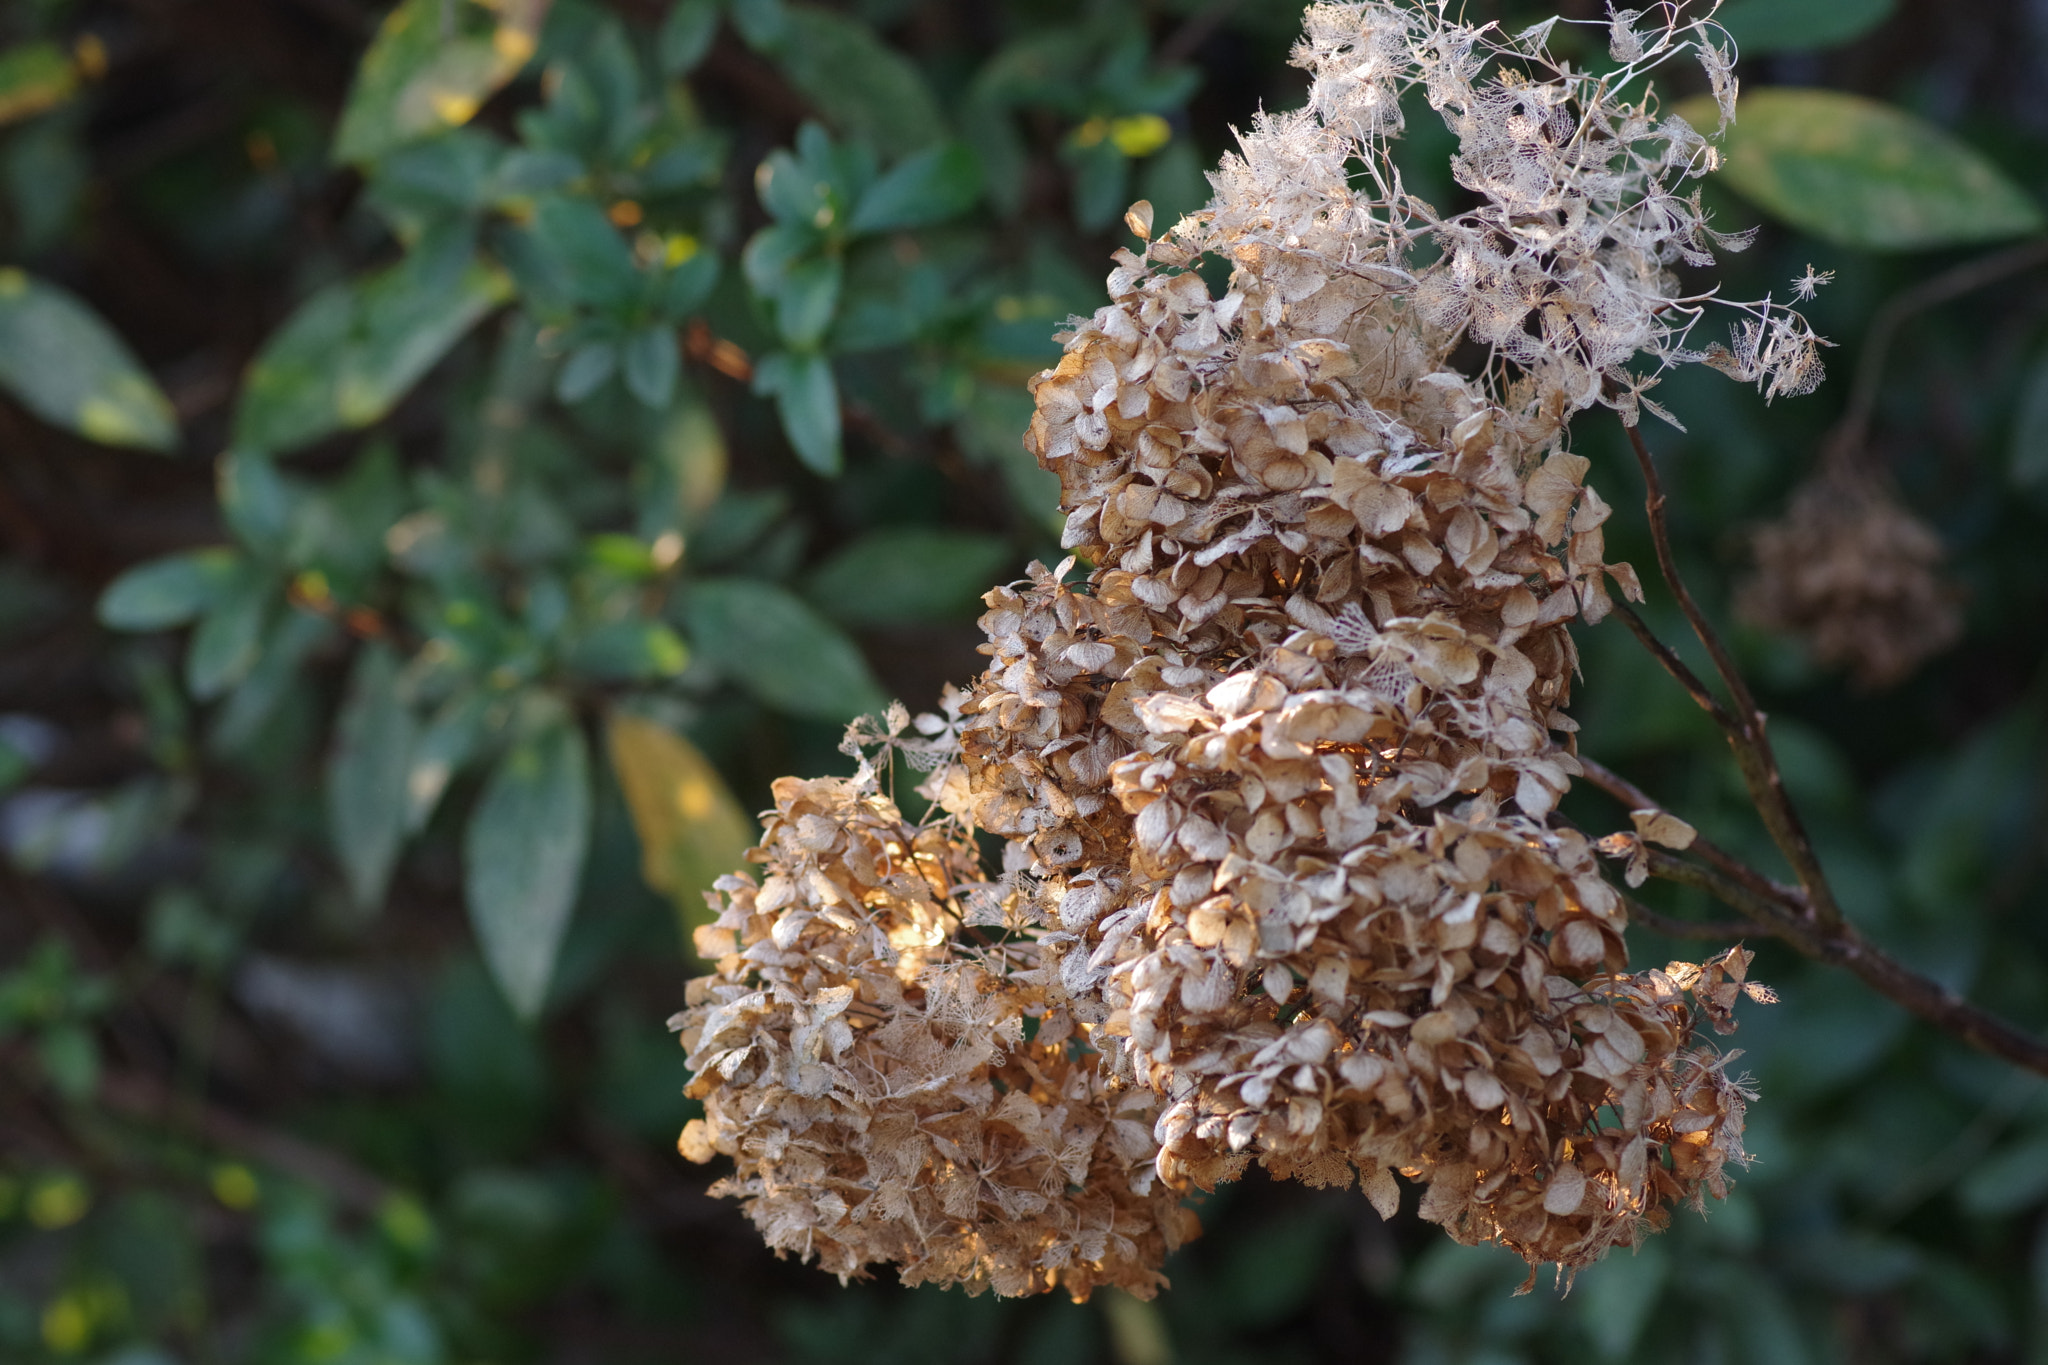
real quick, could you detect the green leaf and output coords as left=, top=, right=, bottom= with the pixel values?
left=774, top=6, right=944, bottom=158
left=773, top=256, right=841, bottom=349
left=524, top=196, right=641, bottom=311
left=621, top=324, right=679, bottom=409
left=741, top=223, right=818, bottom=293
left=753, top=350, right=841, bottom=476
left=804, top=528, right=1011, bottom=626
left=333, top=0, right=545, bottom=165
left=728, top=0, right=789, bottom=52
left=556, top=340, right=617, bottom=403
left=0, top=269, right=178, bottom=451
left=405, top=689, right=489, bottom=835
left=755, top=148, right=833, bottom=228
left=235, top=253, right=511, bottom=452
left=218, top=449, right=299, bottom=560
left=653, top=398, right=728, bottom=526
left=463, top=707, right=591, bottom=1020
left=568, top=620, right=689, bottom=681
left=1687, top=89, right=2044, bottom=251
left=657, top=0, right=719, bottom=75
left=0, top=41, right=80, bottom=127
left=185, top=572, right=272, bottom=702
left=684, top=578, right=885, bottom=720
left=659, top=250, right=720, bottom=319
left=848, top=143, right=981, bottom=235
left=97, top=549, right=242, bottom=631
left=327, top=643, right=419, bottom=912
left=1715, top=0, right=1893, bottom=53
left=337, top=249, right=510, bottom=427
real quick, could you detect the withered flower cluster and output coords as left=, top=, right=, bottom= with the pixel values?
left=676, top=0, right=1795, bottom=1299
left=1738, top=463, right=1962, bottom=689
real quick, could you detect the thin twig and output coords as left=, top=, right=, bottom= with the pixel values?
left=1621, top=419, right=1842, bottom=929
left=1831, top=237, right=2048, bottom=467
left=1609, top=600, right=1739, bottom=737
left=1604, top=420, right=2048, bottom=1075
left=1595, top=795, right=2048, bottom=1076
left=1577, top=756, right=1794, bottom=907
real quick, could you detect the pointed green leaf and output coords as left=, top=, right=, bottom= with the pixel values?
left=753, top=350, right=840, bottom=475
left=684, top=578, right=885, bottom=720
left=728, top=0, right=788, bottom=52
left=659, top=250, right=720, bottom=319
left=622, top=325, right=679, bottom=409
left=0, top=269, right=178, bottom=452
left=773, top=257, right=841, bottom=349
left=185, top=572, right=273, bottom=702
left=218, top=449, right=299, bottom=560
left=657, top=0, right=719, bottom=75
left=235, top=253, right=510, bottom=452
left=327, top=643, right=419, bottom=911
left=525, top=196, right=641, bottom=311
left=464, top=709, right=591, bottom=1019
left=209, top=612, right=335, bottom=757
left=848, top=143, right=982, bottom=235
left=97, top=549, right=242, bottom=631
left=1686, top=89, right=2044, bottom=251
left=556, top=340, right=618, bottom=403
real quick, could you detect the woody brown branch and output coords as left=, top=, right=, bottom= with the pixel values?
left=1622, top=419, right=1842, bottom=930
left=1606, top=422, right=2048, bottom=1075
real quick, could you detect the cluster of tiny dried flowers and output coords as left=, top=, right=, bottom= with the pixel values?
left=1737, top=461, right=1963, bottom=689
left=675, top=0, right=1795, bottom=1298
left=675, top=768, right=1196, bottom=1300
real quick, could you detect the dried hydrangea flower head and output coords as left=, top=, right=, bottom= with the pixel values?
left=1737, top=461, right=1962, bottom=689
left=678, top=0, right=1797, bottom=1295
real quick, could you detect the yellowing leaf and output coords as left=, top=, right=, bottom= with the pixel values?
left=0, top=269, right=178, bottom=452
left=0, top=42, right=79, bottom=127
left=605, top=711, right=758, bottom=953
left=334, top=0, right=551, bottom=165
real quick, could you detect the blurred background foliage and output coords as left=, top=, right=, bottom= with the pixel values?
left=2, top=0, right=2047, bottom=1361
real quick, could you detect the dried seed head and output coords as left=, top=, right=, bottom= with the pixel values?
left=1738, top=464, right=1962, bottom=689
